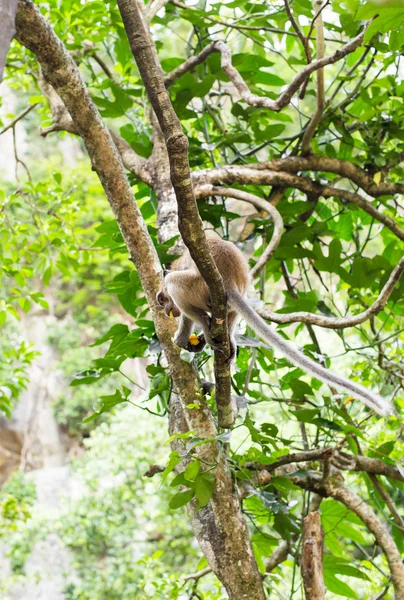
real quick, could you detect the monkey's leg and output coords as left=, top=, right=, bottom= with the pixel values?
left=173, top=314, right=193, bottom=347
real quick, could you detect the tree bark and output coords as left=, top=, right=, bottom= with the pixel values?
left=301, top=512, right=326, bottom=600
left=0, top=0, right=18, bottom=80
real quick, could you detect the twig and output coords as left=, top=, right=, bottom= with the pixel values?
left=164, top=30, right=367, bottom=112
left=145, top=0, right=170, bottom=21
left=183, top=567, right=212, bottom=581
left=301, top=0, right=325, bottom=153
left=265, top=540, right=290, bottom=572
left=368, top=473, right=404, bottom=530
left=0, top=102, right=39, bottom=135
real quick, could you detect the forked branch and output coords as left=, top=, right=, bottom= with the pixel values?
left=116, top=0, right=234, bottom=428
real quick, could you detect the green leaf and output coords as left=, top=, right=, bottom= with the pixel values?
left=169, top=489, right=195, bottom=509
left=184, top=461, right=200, bottom=482
left=82, top=387, right=130, bottom=422
left=195, top=472, right=215, bottom=507
left=161, top=451, right=182, bottom=483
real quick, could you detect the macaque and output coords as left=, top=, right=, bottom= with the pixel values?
left=156, top=232, right=392, bottom=416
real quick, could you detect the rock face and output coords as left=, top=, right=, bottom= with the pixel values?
left=0, top=425, right=22, bottom=486
left=0, top=312, right=79, bottom=600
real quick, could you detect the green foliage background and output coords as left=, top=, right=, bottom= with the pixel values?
left=0, top=0, right=403, bottom=598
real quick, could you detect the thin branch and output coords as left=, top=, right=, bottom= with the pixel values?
left=116, top=0, right=233, bottom=429
left=331, top=451, right=404, bottom=483
left=213, top=29, right=366, bottom=112
left=301, top=0, right=325, bottom=153
left=265, top=540, right=290, bottom=572
left=256, top=256, right=404, bottom=329
left=195, top=184, right=284, bottom=277
left=145, top=0, right=170, bottom=22
left=248, top=448, right=404, bottom=483
left=85, top=46, right=116, bottom=80
left=327, top=480, right=404, bottom=597
left=165, top=30, right=366, bottom=112
left=170, top=0, right=346, bottom=44
left=256, top=155, right=404, bottom=197
left=164, top=42, right=217, bottom=87
left=368, top=473, right=404, bottom=531
left=284, top=0, right=312, bottom=100
left=184, top=567, right=212, bottom=582
left=269, top=471, right=404, bottom=598
left=284, top=0, right=312, bottom=65
left=0, top=101, right=39, bottom=135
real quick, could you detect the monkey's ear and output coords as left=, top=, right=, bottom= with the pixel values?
left=156, top=290, right=166, bottom=306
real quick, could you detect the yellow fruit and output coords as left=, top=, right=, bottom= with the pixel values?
left=169, top=311, right=174, bottom=318
left=189, top=334, right=200, bottom=346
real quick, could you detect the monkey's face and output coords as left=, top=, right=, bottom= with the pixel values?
left=156, top=287, right=181, bottom=318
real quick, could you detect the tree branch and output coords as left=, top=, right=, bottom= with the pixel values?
left=212, top=29, right=365, bottom=112
left=163, top=29, right=365, bottom=112
left=269, top=471, right=404, bottom=598
left=116, top=0, right=234, bottom=429
left=37, top=74, right=152, bottom=185
left=145, top=0, right=170, bottom=22
left=164, top=42, right=217, bottom=87
left=249, top=447, right=404, bottom=483
left=265, top=540, right=290, bottom=572
left=256, top=256, right=404, bottom=329
left=331, top=451, right=404, bottom=483
left=253, top=155, right=404, bottom=197
left=195, top=184, right=284, bottom=277
left=193, top=167, right=404, bottom=240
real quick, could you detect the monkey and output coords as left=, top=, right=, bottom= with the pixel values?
left=156, top=232, right=393, bottom=417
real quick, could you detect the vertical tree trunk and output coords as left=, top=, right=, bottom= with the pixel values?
left=0, top=0, right=18, bottom=80
left=301, top=511, right=326, bottom=600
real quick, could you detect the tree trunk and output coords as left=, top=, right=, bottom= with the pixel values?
left=301, top=511, right=326, bottom=600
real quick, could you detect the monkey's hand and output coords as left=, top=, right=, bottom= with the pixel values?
left=173, top=331, right=206, bottom=353
left=187, top=333, right=207, bottom=353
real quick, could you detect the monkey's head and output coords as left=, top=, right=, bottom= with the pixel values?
left=156, top=287, right=181, bottom=318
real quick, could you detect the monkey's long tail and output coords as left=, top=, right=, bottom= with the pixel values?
left=228, top=290, right=393, bottom=416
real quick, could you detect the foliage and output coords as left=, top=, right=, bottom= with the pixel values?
left=1, top=0, right=404, bottom=597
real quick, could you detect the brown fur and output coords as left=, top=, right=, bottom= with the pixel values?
left=155, top=233, right=392, bottom=416
left=157, top=232, right=249, bottom=358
